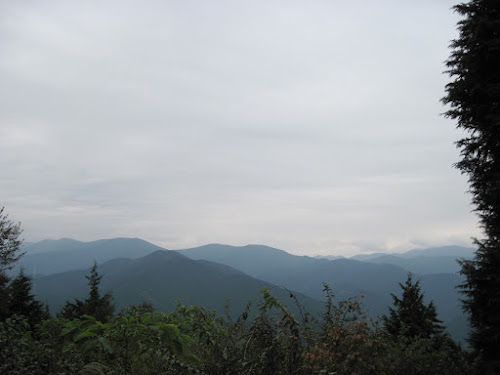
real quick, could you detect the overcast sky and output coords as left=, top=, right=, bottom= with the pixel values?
left=0, top=0, right=479, bottom=256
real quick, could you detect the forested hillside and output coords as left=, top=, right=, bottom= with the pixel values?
left=34, top=249, right=323, bottom=319
left=178, top=244, right=468, bottom=341
left=347, top=246, right=475, bottom=274
left=4, top=238, right=468, bottom=342
left=0, top=217, right=475, bottom=374
left=2, top=263, right=473, bottom=375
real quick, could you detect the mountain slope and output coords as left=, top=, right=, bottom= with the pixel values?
left=34, top=250, right=323, bottom=319
left=349, top=246, right=475, bottom=261
left=348, top=246, right=475, bottom=274
left=178, top=245, right=409, bottom=313
left=177, top=244, right=468, bottom=341
left=16, top=238, right=164, bottom=276
left=27, top=239, right=469, bottom=342
left=370, top=255, right=467, bottom=274
left=22, top=238, right=84, bottom=254
left=399, top=245, right=475, bottom=258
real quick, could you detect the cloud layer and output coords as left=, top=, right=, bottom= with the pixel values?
left=0, top=0, right=477, bottom=255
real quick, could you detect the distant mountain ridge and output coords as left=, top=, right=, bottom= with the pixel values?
left=22, top=238, right=85, bottom=254
left=34, top=249, right=323, bottom=319
left=314, top=246, right=475, bottom=274
left=346, top=246, right=475, bottom=275
left=349, top=245, right=475, bottom=260
left=23, top=238, right=471, bottom=342
left=16, top=238, right=164, bottom=275
left=177, top=243, right=468, bottom=342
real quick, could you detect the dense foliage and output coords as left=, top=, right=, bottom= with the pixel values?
left=442, top=1, right=500, bottom=372
left=1, top=269, right=48, bottom=326
left=0, top=207, right=24, bottom=271
left=0, top=207, right=475, bottom=374
left=0, top=207, right=47, bottom=326
left=0, top=282, right=473, bottom=375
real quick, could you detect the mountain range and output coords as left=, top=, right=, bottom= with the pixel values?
left=21, top=238, right=473, bottom=342
left=316, top=245, right=475, bottom=274
left=16, top=238, right=163, bottom=276
left=176, top=244, right=465, bottom=330
left=34, top=249, right=322, bottom=319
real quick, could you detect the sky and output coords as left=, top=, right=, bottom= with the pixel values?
left=0, top=0, right=479, bottom=256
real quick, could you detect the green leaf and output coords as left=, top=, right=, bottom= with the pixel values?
left=76, top=331, right=98, bottom=341
left=97, top=336, right=114, bottom=354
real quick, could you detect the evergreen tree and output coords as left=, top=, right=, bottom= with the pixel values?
left=442, top=1, right=500, bottom=372
left=0, top=207, right=24, bottom=272
left=8, top=269, right=47, bottom=326
left=59, top=262, right=114, bottom=322
left=0, top=272, right=10, bottom=321
left=383, top=274, right=444, bottom=340
left=0, top=209, right=47, bottom=326
left=0, top=207, right=20, bottom=321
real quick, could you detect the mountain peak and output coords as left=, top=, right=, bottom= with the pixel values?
left=143, top=249, right=187, bottom=260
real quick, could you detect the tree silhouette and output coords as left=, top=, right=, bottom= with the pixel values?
left=383, top=274, right=444, bottom=340
left=8, top=269, right=47, bottom=326
left=442, top=1, right=500, bottom=372
left=0, top=207, right=24, bottom=272
left=59, top=262, right=114, bottom=322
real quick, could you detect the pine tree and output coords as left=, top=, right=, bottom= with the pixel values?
left=442, top=1, right=500, bottom=372
left=0, top=209, right=47, bottom=326
left=383, top=274, right=444, bottom=340
left=0, top=207, right=24, bottom=272
left=59, top=262, right=114, bottom=322
left=8, top=269, right=47, bottom=326
left=0, top=272, right=10, bottom=321
left=84, top=262, right=114, bottom=321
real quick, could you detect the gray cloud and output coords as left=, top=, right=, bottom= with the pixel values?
left=0, top=0, right=477, bottom=256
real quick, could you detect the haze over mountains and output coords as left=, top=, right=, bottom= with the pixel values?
left=34, top=249, right=322, bottom=319
left=22, top=238, right=473, bottom=342
left=17, top=238, right=164, bottom=275
left=318, top=245, right=475, bottom=275
left=176, top=244, right=468, bottom=340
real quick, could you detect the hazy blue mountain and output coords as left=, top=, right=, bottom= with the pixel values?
left=349, top=252, right=389, bottom=261
left=22, top=238, right=84, bottom=254
left=420, top=273, right=463, bottom=319
left=361, top=254, right=464, bottom=274
left=178, top=244, right=407, bottom=297
left=313, top=255, right=345, bottom=260
left=177, top=244, right=468, bottom=341
left=350, top=246, right=475, bottom=261
left=178, top=245, right=410, bottom=312
left=348, top=246, right=475, bottom=274
left=26, top=239, right=470, bottom=341
left=16, top=238, right=164, bottom=276
left=34, top=250, right=323, bottom=320
left=399, top=245, right=475, bottom=258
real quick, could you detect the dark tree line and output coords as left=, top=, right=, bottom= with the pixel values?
left=1, top=271, right=473, bottom=375
left=0, top=206, right=113, bottom=326
left=0, top=207, right=24, bottom=271
left=443, top=1, right=500, bottom=373
left=0, top=269, right=48, bottom=326
left=0, top=207, right=47, bottom=326
left=0, top=206, right=473, bottom=374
